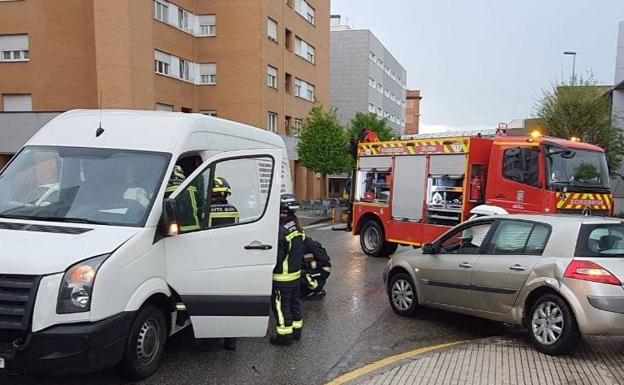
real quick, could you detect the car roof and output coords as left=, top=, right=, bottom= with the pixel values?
left=474, top=214, right=623, bottom=226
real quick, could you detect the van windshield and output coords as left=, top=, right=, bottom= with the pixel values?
left=0, top=146, right=170, bottom=227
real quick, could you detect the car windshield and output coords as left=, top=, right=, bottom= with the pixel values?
left=0, top=146, right=170, bottom=227
left=576, top=223, right=624, bottom=257
left=546, top=147, right=610, bottom=191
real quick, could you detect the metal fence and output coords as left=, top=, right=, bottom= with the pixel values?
left=299, top=199, right=345, bottom=217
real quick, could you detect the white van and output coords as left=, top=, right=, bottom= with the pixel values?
left=0, top=110, right=291, bottom=378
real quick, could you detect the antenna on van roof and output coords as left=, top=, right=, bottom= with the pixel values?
left=96, top=91, right=105, bottom=138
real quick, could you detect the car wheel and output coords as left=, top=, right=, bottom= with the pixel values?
left=120, top=305, right=168, bottom=380
left=360, top=220, right=398, bottom=257
left=528, top=293, right=580, bottom=355
left=388, top=273, right=419, bottom=316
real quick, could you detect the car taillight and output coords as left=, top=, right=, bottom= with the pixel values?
left=564, top=260, right=622, bottom=286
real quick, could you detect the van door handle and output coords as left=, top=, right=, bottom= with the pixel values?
left=244, top=244, right=273, bottom=250
left=459, top=262, right=473, bottom=269
left=509, top=264, right=526, bottom=271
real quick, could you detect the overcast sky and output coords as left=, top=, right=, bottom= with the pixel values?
left=330, top=0, right=624, bottom=133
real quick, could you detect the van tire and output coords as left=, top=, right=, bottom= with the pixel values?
left=527, top=293, right=581, bottom=355
left=120, top=305, right=167, bottom=380
left=360, top=220, right=398, bottom=257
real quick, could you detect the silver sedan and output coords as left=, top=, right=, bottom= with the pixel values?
left=383, top=214, right=624, bottom=355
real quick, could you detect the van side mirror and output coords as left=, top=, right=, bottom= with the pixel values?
left=422, top=243, right=435, bottom=254
left=163, top=198, right=180, bottom=236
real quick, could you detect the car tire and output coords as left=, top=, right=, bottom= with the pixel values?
left=388, top=272, right=419, bottom=316
left=360, top=220, right=398, bottom=257
left=527, top=293, right=581, bottom=355
left=120, top=305, right=168, bottom=380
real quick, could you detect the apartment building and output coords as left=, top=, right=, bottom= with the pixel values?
left=330, top=15, right=407, bottom=135
left=0, top=0, right=330, bottom=199
left=404, top=89, right=422, bottom=135
left=612, top=21, right=624, bottom=211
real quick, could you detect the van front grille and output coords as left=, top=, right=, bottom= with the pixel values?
left=0, top=275, right=41, bottom=338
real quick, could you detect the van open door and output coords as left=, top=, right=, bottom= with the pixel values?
left=165, top=149, right=282, bottom=338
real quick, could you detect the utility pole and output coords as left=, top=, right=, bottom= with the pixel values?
left=563, top=51, right=577, bottom=79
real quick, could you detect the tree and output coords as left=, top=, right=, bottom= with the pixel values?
left=348, top=112, right=396, bottom=141
left=536, top=75, right=624, bottom=173
left=297, top=107, right=352, bottom=191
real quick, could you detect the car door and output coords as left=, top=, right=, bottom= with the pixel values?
left=419, top=220, right=495, bottom=309
left=470, top=219, right=551, bottom=314
left=165, top=149, right=282, bottom=338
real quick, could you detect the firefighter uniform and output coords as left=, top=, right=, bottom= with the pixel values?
left=301, top=237, right=332, bottom=299
left=165, top=166, right=200, bottom=232
left=271, top=213, right=305, bottom=346
left=208, top=177, right=239, bottom=227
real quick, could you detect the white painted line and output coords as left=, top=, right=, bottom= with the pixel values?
left=303, top=222, right=331, bottom=230
left=319, top=225, right=336, bottom=231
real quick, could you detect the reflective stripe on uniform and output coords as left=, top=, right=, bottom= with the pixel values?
left=292, top=320, right=303, bottom=330
left=273, top=270, right=301, bottom=282
left=277, top=325, right=293, bottom=335
left=274, top=229, right=304, bottom=282
left=274, top=290, right=293, bottom=335
left=305, top=274, right=318, bottom=289
left=208, top=212, right=240, bottom=227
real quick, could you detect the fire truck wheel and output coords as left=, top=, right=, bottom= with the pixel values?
left=360, top=220, right=398, bottom=257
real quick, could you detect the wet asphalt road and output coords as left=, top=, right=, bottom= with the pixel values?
left=1, top=224, right=513, bottom=385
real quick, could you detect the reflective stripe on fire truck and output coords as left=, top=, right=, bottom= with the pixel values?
left=556, top=193, right=613, bottom=210
left=358, top=139, right=470, bottom=156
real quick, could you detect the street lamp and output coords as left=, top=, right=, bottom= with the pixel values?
left=563, top=51, right=577, bottom=78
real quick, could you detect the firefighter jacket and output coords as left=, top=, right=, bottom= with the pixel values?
left=303, top=237, right=331, bottom=267
left=273, top=217, right=305, bottom=285
left=209, top=199, right=240, bottom=227
left=166, top=179, right=200, bottom=233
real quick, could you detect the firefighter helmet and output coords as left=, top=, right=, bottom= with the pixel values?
left=212, top=177, right=232, bottom=198
left=280, top=194, right=300, bottom=214
left=168, top=165, right=186, bottom=188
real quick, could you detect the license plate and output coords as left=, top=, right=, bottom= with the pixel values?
left=0, top=357, right=4, bottom=369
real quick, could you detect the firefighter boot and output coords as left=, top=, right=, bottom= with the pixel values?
left=270, top=334, right=293, bottom=346
left=293, top=329, right=302, bottom=341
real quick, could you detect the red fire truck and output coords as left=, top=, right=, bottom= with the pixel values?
left=352, top=130, right=613, bottom=257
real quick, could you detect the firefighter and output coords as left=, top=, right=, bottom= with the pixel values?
left=165, top=165, right=200, bottom=232
left=208, top=177, right=239, bottom=228
left=301, top=237, right=332, bottom=300
left=270, top=195, right=305, bottom=346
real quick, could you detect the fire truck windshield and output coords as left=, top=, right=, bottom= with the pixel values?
left=546, top=147, right=610, bottom=192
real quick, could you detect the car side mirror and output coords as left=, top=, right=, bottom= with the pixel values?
left=162, top=198, right=180, bottom=236
left=422, top=243, right=435, bottom=254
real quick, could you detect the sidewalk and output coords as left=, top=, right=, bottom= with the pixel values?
left=347, top=335, right=624, bottom=385
left=297, top=213, right=332, bottom=227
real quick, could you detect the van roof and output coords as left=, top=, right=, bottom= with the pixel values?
left=27, top=110, right=286, bottom=153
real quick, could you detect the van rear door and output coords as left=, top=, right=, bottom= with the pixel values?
left=166, top=149, right=282, bottom=338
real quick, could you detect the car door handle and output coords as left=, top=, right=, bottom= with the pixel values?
left=459, top=262, right=473, bottom=269
left=509, top=264, right=526, bottom=271
left=244, top=244, right=273, bottom=250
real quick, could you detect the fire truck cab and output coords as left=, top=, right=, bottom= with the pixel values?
left=352, top=131, right=613, bottom=257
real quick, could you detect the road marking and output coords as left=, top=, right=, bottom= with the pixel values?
left=319, top=225, right=336, bottom=230
left=324, top=341, right=466, bottom=385
left=303, top=222, right=331, bottom=230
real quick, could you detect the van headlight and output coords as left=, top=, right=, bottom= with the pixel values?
left=56, top=254, right=109, bottom=314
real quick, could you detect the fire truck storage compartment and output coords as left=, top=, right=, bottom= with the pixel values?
left=391, top=155, right=427, bottom=221
left=358, top=156, right=392, bottom=203
left=426, top=154, right=467, bottom=225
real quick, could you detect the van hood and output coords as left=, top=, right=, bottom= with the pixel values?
left=0, top=221, right=141, bottom=275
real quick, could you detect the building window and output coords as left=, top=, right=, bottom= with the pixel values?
left=267, top=65, right=278, bottom=88
left=178, top=8, right=190, bottom=31
left=267, top=112, right=278, bottom=133
left=295, top=0, right=315, bottom=24
left=179, top=59, right=190, bottom=81
left=406, top=99, right=414, bottom=108
left=285, top=29, right=293, bottom=51
left=368, top=103, right=375, bottom=113
left=200, top=63, right=217, bottom=84
left=376, top=107, right=382, bottom=116
left=285, top=73, right=293, bottom=94
left=369, top=51, right=376, bottom=62
left=384, top=89, right=390, bottom=98
left=293, top=119, right=303, bottom=137
left=377, top=57, right=383, bottom=68
left=295, top=37, right=315, bottom=64
left=267, top=18, right=278, bottom=42
left=156, top=103, right=174, bottom=111
left=376, top=83, right=383, bottom=93
left=199, top=15, right=216, bottom=36
left=294, top=78, right=314, bottom=102
left=0, top=34, right=29, bottom=62
left=201, top=110, right=218, bottom=117
left=154, top=51, right=171, bottom=76
left=2, top=94, right=32, bottom=111
left=369, top=77, right=376, bottom=88
left=154, top=0, right=168, bottom=23
left=407, top=115, right=414, bottom=123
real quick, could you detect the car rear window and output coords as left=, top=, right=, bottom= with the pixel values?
left=575, top=223, right=624, bottom=257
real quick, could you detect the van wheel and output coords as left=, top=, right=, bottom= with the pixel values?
left=360, top=220, right=398, bottom=257
left=528, top=294, right=580, bottom=355
left=121, top=305, right=167, bottom=380
left=388, top=273, right=419, bottom=316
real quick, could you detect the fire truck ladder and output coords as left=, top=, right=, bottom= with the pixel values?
left=401, top=128, right=503, bottom=141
